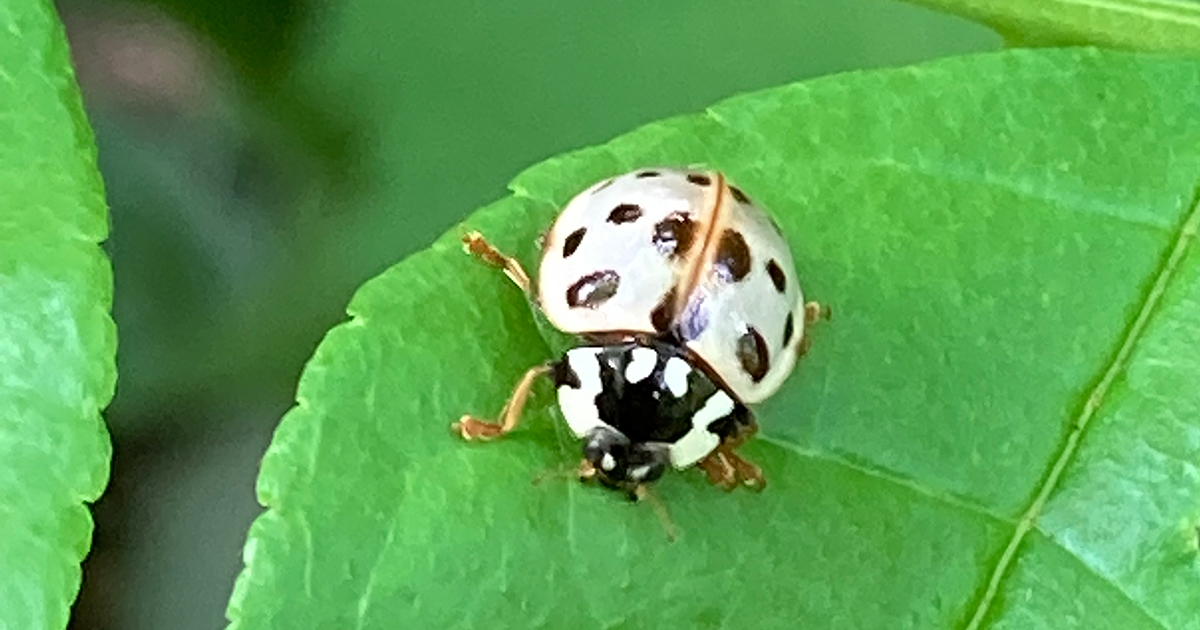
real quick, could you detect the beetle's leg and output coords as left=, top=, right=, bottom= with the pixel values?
left=697, top=422, right=766, bottom=491
left=577, top=458, right=598, bottom=481
left=698, top=448, right=766, bottom=491
left=804, top=300, right=831, bottom=323
left=462, top=231, right=533, bottom=295
left=453, top=363, right=552, bottom=440
left=697, top=451, right=739, bottom=490
left=718, top=446, right=766, bottom=491
left=797, top=300, right=831, bottom=359
left=532, top=458, right=597, bottom=486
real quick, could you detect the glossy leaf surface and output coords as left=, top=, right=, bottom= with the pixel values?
left=228, top=49, right=1200, bottom=629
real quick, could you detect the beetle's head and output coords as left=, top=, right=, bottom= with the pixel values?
left=581, top=426, right=669, bottom=491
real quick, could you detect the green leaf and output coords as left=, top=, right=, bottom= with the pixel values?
left=0, top=2, right=115, bottom=629
left=903, top=0, right=1200, bottom=52
left=228, top=49, right=1200, bottom=629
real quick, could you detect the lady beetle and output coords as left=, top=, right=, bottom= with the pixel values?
left=453, top=167, right=825, bottom=498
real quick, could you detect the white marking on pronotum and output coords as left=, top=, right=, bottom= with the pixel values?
left=663, top=357, right=690, bottom=398
left=624, top=347, right=657, bottom=383
left=601, top=453, right=616, bottom=471
left=668, top=391, right=734, bottom=468
left=558, top=348, right=610, bottom=438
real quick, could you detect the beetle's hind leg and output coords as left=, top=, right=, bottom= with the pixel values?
left=453, top=363, right=552, bottom=440
left=462, top=231, right=532, bottom=295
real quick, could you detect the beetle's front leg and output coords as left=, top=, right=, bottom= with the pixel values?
left=452, top=363, right=551, bottom=440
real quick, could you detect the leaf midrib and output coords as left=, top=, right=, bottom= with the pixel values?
left=1054, top=0, right=1200, bottom=26
left=961, top=176, right=1200, bottom=630
left=899, top=0, right=1200, bottom=51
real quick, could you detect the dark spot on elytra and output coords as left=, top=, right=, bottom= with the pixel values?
left=766, top=259, right=786, bottom=293
left=650, top=287, right=677, bottom=333
left=715, top=230, right=751, bottom=282
left=652, top=212, right=696, bottom=258
left=636, top=170, right=660, bottom=178
left=607, top=203, right=643, bottom=224
left=782, top=312, right=795, bottom=347
left=737, top=327, right=770, bottom=382
left=686, top=173, right=711, bottom=186
left=562, top=227, right=586, bottom=257
left=566, top=270, right=620, bottom=309
left=729, top=185, right=750, bottom=204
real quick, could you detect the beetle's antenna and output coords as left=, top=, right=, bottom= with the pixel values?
left=634, top=485, right=678, bottom=542
left=532, top=459, right=597, bottom=486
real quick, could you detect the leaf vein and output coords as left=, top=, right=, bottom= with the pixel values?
left=867, top=155, right=1175, bottom=232
left=759, top=435, right=1014, bottom=526
left=355, top=502, right=401, bottom=630
left=961, top=174, right=1200, bottom=630
left=1054, top=0, right=1200, bottom=27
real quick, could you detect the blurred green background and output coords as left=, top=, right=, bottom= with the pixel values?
left=55, top=1, right=999, bottom=627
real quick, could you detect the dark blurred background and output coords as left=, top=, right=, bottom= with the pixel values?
left=55, top=1, right=999, bottom=628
